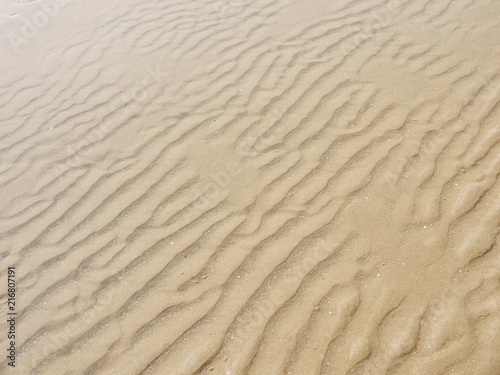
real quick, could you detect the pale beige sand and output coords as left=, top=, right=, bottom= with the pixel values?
left=0, top=0, right=499, bottom=374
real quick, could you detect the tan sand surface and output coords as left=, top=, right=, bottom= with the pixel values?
left=0, top=0, right=499, bottom=374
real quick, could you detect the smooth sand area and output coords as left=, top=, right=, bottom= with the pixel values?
left=0, top=0, right=499, bottom=374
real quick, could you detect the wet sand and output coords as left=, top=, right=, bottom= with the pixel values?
left=0, top=0, right=499, bottom=374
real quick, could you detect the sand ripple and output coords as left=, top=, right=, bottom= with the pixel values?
left=0, top=0, right=499, bottom=373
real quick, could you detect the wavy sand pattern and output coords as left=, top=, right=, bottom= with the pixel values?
left=0, top=0, right=499, bottom=374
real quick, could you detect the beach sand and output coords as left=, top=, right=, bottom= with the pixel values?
left=0, top=0, right=499, bottom=373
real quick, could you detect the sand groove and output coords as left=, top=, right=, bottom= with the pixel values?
left=0, top=0, right=499, bottom=374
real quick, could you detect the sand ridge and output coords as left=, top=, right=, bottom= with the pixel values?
left=0, top=0, right=499, bottom=374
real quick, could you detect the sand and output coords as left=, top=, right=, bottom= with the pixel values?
left=0, top=0, right=499, bottom=374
